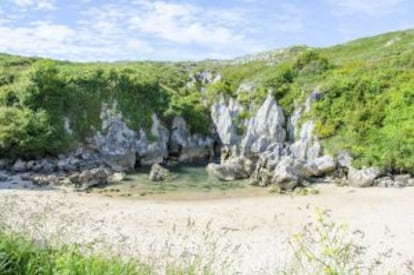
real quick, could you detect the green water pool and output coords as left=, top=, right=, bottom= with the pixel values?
left=90, top=165, right=268, bottom=200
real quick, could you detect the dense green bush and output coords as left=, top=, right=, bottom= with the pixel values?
left=0, top=107, right=53, bottom=158
left=311, top=61, right=414, bottom=172
left=166, top=87, right=211, bottom=135
left=293, top=49, right=331, bottom=75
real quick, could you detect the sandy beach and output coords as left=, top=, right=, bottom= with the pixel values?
left=1, top=182, right=413, bottom=274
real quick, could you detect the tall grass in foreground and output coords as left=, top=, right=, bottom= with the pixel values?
left=0, top=229, right=152, bottom=275
left=0, top=221, right=233, bottom=275
left=285, top=208, right=414, bottom=275
left=286, top=208, right=368, bottom=274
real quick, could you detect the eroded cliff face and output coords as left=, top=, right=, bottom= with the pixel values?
left=169, top=116, right=215, bottom=163
left=210, top=95, right=244, bottom=161
left=91, top=91, right=324, bottom=182
left=240, top=95, right=286, bottom=156
left=207, top=90, right=337, bottom=190
left=90, top=102, right=216, bottom=171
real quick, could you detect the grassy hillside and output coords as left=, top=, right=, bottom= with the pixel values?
left=0, top=29, right=413, bottom=172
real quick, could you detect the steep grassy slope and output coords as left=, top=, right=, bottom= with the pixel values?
left=312, top=30, right=414, bottom=171
left=206, top=29, right=414, bottom=172
left=0, top=29, right=413, bottom=172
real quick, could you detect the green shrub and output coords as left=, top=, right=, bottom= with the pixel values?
left=288, top=208, right=365, bottom=274
left=294, top=50, right=331, bottom=75
left=167, top=97, right=210, bottom=135
left=0, top=107, right=55, bottom=159
left=314, top=119, right=336, bottom=138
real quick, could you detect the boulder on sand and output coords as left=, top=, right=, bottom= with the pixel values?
left=348, top=167, right=381, bottom=187
left=206, top=157, right=255, bottom=181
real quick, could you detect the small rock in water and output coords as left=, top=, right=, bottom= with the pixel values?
left=108, top=172, right=126, bottom=182
left=149, top=163, right=170, bottom=181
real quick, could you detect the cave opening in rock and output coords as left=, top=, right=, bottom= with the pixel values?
left=134, top=154, right=141, bottom=169
left=212, top=140, right=222, bottom=164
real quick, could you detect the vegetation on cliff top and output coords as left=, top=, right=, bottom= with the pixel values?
left=0, top=29, right=413, bottom=172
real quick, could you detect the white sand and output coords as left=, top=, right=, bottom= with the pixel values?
left=1, top=182, right=413, bottom=274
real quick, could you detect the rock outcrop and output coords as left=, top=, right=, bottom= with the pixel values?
left=136, top=114, right=170, bottom=166
left=373, top=174, right=413, bottom=188
left=240, top=95, right=286, bottom=156
left=95, top=108, right=170, bottom=170
left=31, top=167, right=113, bottom=191
left=207, top=91, right=339, bottom=190
left=94, top=102, right=137, bottom=171
left=210, top=96, right=243, bottom=147
left=187, top=71, right=222, bottom=87
left=169, top=117, right=214, bottom=162
left=94, top=102, right=215, bottom=170
left=290, top=121, right=321, bottom=161
left=11, top=159, right=59, bottom=174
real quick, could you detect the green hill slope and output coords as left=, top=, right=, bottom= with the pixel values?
left=0, top=29, right=413, bottom=172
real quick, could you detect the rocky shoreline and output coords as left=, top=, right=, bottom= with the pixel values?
left=1, top=85, right=413, bottom=192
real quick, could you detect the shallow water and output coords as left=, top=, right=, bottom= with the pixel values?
left=90, top=164, right=269, bottom=200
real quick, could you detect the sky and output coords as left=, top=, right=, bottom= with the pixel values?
left=0, top=0, right=413, bottom=61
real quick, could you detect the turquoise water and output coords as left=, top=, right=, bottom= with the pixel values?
left=91, top=165, right=267, bottom=200
left=133, top=165, right=248, bottom=190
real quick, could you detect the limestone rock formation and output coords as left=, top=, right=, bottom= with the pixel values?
left=169, top=116, right=214, bottom=162
left=94, top=103, right=137, bottom=171
left=136, top=114, right=170, bottom=166
left=290, top=121, right=321, bottom=161
left=210, top=95, right=243, bottom=147
left=208, top=92, right=334, bottom=189
left=241, top=94, right=286, bottom=156
left=94, top=103, right=172, bottom=170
